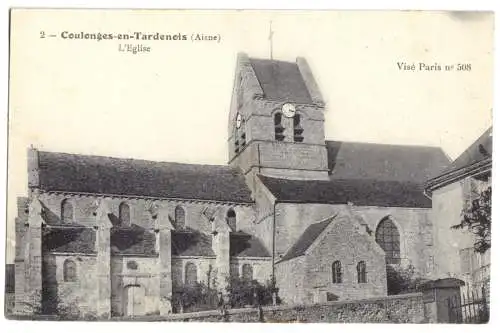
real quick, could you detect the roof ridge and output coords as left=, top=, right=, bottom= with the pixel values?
left=325, top=139, right=444, bottom=150
left=38, top=149, right=237, bottom=169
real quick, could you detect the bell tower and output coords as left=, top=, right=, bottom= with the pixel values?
left=227, top=53, right=330, bottom=185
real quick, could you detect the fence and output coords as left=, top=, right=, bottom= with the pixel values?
left=447, top=285, right=489, bottom=323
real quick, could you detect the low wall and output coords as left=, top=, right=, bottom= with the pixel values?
left=8, top=293, right=426, bottom=323
left=119, top=292, right=426, bottom=323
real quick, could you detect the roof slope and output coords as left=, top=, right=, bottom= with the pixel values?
left=439, top=127, right=492, bottom=176
left=43, top=226, right=96, bottom=254
left=326, top=141, right=451, bottom=183
left=111, top=226, right=156, bottom=256
left=279, top=219, right=332, bottom=262
left=171, top=230, right=215, bottom=257
left=230, top=232, right=271, bottom=257
left=37, top=151, right=253, bottom=203
left=249, top=58, right=313, bottom=104
left=259, top=175, right=431, bottom=208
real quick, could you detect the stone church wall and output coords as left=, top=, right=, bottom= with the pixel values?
left=275, top=256, right=307, bottom=304
left=352, top=206, right=434, bottom=276
left=171, top=257, right=217, bottom=289
left=110, top=256, right=160, bottom=317
left=37, top=192, right=255, bottom=235
left=42, top=254, right=98, bottom=317
left=229, top=257, right=272, bottom=284
left=273, top=202, right=434, bottom=278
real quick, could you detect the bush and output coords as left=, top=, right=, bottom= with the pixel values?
left=172, top=282, right=218, bottom=313
left=226, top=276, right=279, bottom=308
left=386, top=264, right=429, bottom=295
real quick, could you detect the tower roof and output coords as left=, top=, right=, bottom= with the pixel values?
left=249, top=58, right=313, bottom=104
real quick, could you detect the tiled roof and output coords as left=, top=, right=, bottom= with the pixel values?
left=326, top=140, right=451, bottom=183
left=43, top=226, right=96, bottom=254
left=171, top=230, right=215, bottom=257
left=249, top=58, right=313, bottom=104
left=36, top=151, right=253, bottom=203
left=111, top=225, right=156, bottom=256
left=230, top=232, right=271, bottom=257
left=259, top=175, right=431, bottom=208
left=279, top=218, right=332, bottom=262
left=438, top=127, right=492, bottom=177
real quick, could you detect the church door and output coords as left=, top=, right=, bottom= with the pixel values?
left=123, top=285, right=145, bottom=317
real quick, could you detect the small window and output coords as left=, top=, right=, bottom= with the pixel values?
left=332, top=261, right=342, bottom=284
left=227, top=208, right=236, bottom=231
left=174, top=206, right=185, bottom=230
left=274, top=113, right=285, bottom=141
left=119, top=202, right=130, bottom=226
left=63, top=259, right=77, bottom=282
left=357, top=261, right=367, bottom=283
left=185, top=262, right=197, bottom=286
left=293, top=114, right=304, bottom=142
left=242, top=264, right=253, bottom=281
left=61, top=199, right=74, bottom=224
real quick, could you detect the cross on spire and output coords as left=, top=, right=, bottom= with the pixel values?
left=269, top=20, right=274, bottom=60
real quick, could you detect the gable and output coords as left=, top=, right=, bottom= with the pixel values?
left=438, top=127, right=492, bottom=177
left=278, top=214, right=385, bottom=263
left=278, top=219, right=331, bottom=262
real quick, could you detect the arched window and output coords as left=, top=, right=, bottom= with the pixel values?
left=174, top=205, right=185, bottom=230
left=185, top=262, right=197, bottom=286
left=61, top=199, right=74, bottom=224
left=227, top=208, right=236, bottom=231
left=274, top=112, right=285, bottom=141
left=63, top=259, right=77, bottom=282
left=375, top=217, right=401, bottom=264
left=332, top=261, right=342, bottom=284
left=293, top=114, right=304, bottom=142
left=119, top=202, right=130, bottom=226
left=357, top=261, right=367, bottom=283
left=242, top=264, right=253, bottom=281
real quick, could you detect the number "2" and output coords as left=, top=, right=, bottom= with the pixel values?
left=40, top=31, right=46, bottom=38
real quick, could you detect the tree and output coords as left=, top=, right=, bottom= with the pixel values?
left=452, top=186, right=491, bottom=254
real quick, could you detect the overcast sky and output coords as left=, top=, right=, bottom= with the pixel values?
left=6, top=10, right=493, bottom=262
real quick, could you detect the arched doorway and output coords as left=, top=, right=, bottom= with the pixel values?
left=123, top=284, right=145, bottom=317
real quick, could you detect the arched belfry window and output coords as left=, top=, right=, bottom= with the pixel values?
left=119, top=202, right=130, bottom=226
left=61, top=199, right=74, bottom=224
left=185, top=262, right=197, bottom=286
left=274, top=112, right=285, bottom=141
left=375, top=217, right=401, bottom=264
left=293, top=114, right=304, bottom=142
left=357, top=261, right=367, bottom=283
left=63, top=259, right=77, bottom=282
left=332, top=261, right=342, bottom=284
left=227, top=208, right=236, bottom=231
left=174, top=205, right=185, bottom=230
left=242, top=264, right=253, bottom=281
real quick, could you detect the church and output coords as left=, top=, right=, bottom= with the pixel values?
left=13, top=53, right=454, bottom=318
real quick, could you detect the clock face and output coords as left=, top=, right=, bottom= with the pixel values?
left=236, top=113, right=242, bottom=129
left=282, top=103, right=296, bottom=118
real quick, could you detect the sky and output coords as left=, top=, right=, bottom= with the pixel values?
left=6, top=9, right=494, bottom=262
